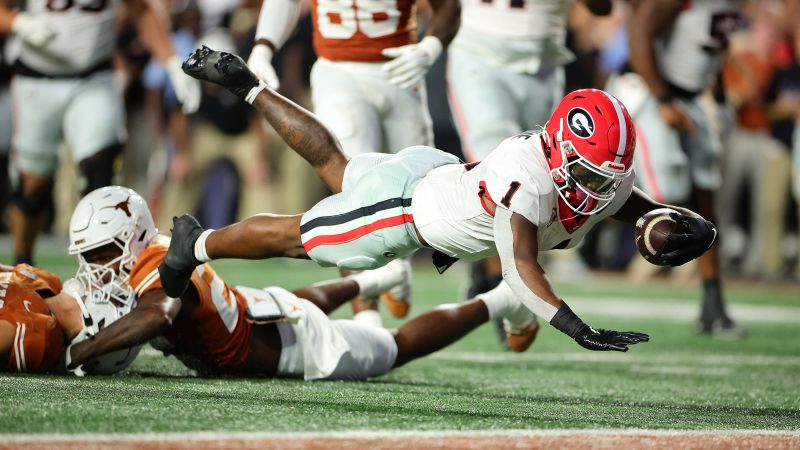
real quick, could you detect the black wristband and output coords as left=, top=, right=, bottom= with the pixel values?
left=549, top=303, right=589, bottom=339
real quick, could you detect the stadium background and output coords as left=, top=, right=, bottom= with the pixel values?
left=1, top=0, right=799, bottom=447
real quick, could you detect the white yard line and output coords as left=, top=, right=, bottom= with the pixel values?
left=429, top=351, right=800, bottom=366
left=2, top=429, right=799, bottom=442
left=568, top=297, right=800, bottom=323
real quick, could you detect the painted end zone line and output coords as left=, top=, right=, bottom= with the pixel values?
left=3, top=429, right=799, bottom=442
left=3, top=430, right=799, bottom=450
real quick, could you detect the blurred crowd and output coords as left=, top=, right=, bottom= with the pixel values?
left=0, top=0, right=798, bottom=281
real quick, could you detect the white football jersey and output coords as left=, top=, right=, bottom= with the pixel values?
left=655, top=0, right=741, bottom=92
left=19, top=0, right=121, bottom=76
left=412, top=133, right=635, bottom=260
left=451, top=0, right=574, bottom=73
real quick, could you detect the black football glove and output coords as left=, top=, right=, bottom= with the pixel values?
left=550, top=304, right=649, bottom=352
left=650, top=213, right=718, bottom=267
left=181, top=46, right=261, bottom=101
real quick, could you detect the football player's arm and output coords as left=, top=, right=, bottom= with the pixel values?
left=67, top=290, right=180, bottom=369
left=424, top=0, right=461, bottom=47
left=253, top=0, right=300, bottom=53
left=127, top=0, right=201, bottom=113
left=45, top=292, right=87, bottom=341
left=125, top=0, right=175, bottom=62
left=182, top=47, right=349, bottom=192
left=628, top=0, right=683, bottom=101
left=613, top=187, right=717, bottom=266
left=0, top=320, right=13, bottom=367
left=248, top=0, right=302, bottom=88
left=0, top=3, right=14, bottom=34
left=495, top=208, right=649, bottom=351
left=579, top=0, right=612, bottom=16
left=612, top=187, right=700, bottom=224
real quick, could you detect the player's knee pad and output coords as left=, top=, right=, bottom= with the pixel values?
left=79, top=144, right=122, bottom=194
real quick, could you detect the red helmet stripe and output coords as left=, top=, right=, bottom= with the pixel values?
left=604, top=91, right=628, bottom=164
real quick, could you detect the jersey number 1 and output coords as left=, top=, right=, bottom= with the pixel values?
left=501, top=182, right=521, bottom=208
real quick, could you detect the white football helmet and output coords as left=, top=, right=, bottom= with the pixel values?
left=68, top=186, right=158, bottom=315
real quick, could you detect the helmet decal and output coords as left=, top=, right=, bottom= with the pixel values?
left=543, top=89, right=636, bottom=217
left=567, top=107, right=594, bottom=139
left=112, top=197, right=132, bottom=217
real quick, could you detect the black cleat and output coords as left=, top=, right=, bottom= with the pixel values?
left=158, top=215, right=205, bottom=298
left=182, top=46, right=260, bottom=100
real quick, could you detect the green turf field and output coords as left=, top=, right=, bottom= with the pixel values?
left=1, top=249, right=799, bottom=434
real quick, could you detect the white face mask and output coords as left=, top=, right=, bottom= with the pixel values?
left=551, top=140, right=628, bottom=216
left=75, top=242, right=136, bottom=317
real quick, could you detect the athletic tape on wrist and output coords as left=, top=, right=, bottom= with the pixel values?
left=194, top=229, right=215, bottom=263
left=245, top=81, right=267, bottom=104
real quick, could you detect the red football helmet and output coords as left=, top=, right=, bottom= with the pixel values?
left=542, top=89, right=636, bottom=216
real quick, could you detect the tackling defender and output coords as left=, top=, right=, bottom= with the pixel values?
left=65, top=186, right=540, bottom=379
left=0, top=0, right=201, bottom=265
left=157, top=47, right=712, bottom=352
left=0, top=264, right=86, bottom=373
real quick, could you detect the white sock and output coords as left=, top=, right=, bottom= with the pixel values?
left=193, top=229, right=215, bottom=263
left=353, top=309, right=383, bottom=328
left=348, top=260, right=406, bottom=298
left=477, top=281, right=515, bottom=321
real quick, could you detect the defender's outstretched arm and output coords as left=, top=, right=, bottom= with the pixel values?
left=67, top=290, right=180, bottom=371
left=182, top=46, right=349, bottom=193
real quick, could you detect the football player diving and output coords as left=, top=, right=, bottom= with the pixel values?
left=159, top=47, right=717, bottom=353
left=65, top=186, right=541, bottom=379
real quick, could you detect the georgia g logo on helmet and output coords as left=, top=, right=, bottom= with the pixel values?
left=567, top=107, right=594, bottom=139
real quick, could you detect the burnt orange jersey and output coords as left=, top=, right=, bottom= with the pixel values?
left=312, top=0, right=417, bottom=62
left=0, top=265, right=65, bottom=373
left=128, top=240, right=251, bottom=373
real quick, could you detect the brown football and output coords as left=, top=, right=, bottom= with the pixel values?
left=635, top=208, right=680, bottom=262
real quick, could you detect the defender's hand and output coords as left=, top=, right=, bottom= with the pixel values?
left=182, top=46, right=264, bottom=103
left=12, top=13, right=56, bottom=47
left=247, top=44, right=280, bottom=90
left=381, top=36, right=443, bottom=89
left=574, top=326, right=650, bottom=352
left=166, top=55, right=202, bottom=114
left=651, top=213, right=718, bottom=267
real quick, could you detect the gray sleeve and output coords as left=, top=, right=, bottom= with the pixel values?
left=493, top=206, right=560, bottom=322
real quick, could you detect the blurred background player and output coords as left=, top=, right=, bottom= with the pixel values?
left=0, top=0, right=201, bottom=265
left=245, top=0, right=460, bottom=326
left=446, top=0, right=613, bottom=344
left=65, top=186, right=540, bottom=378
left=606, top=0, right=743, bottom=337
